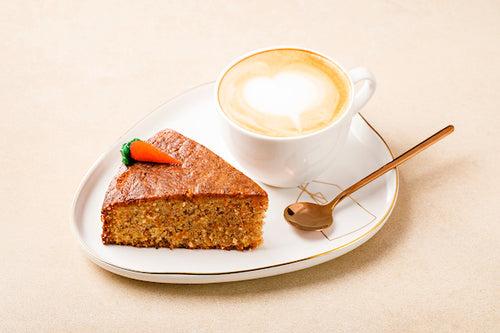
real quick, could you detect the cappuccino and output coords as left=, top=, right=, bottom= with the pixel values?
left=218, top=49, right=350, bottom=137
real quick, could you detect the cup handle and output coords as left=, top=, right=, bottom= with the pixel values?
left=348, top=67, right=376, bottom=115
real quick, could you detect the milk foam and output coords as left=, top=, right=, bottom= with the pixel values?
left=242, top=70, right=324, bottom=130
left=218, top=49, right=349, bottom=137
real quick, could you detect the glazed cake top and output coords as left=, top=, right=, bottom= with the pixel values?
left=102, top=129, right=267, bottom=209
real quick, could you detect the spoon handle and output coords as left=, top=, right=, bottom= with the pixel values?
left=333, top=125, right=454, bottom=205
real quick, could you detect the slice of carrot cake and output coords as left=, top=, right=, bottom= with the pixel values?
left=101, top=129, right=268, bottom=250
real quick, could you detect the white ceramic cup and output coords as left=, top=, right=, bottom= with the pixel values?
left=215, top=47, right=376, bottom=188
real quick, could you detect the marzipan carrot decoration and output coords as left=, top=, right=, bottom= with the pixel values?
left=121, top=138, right=181, bottom=166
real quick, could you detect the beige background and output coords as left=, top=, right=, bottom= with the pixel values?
left=1, top=0, right=499, bottom=331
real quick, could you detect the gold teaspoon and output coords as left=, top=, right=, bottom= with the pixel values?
left=284, top=125, right=454, bottom=231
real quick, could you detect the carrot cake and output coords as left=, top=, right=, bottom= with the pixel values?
left=101, top=129, right=268, bottom=250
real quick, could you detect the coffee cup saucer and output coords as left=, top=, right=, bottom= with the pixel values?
left=71, top=82, right=398, bottom=284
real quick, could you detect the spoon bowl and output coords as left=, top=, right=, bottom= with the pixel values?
left=284, top=202, right=334, bottom=231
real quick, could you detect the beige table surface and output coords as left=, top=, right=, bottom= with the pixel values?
left=1, top=1, right=499, bottom=331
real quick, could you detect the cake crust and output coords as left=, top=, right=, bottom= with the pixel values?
left=102, top=129, right=267, bottom=209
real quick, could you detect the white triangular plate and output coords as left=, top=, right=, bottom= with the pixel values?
left=71, top=82, right=399, bottom=284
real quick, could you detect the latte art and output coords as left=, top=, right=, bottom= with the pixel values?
left=218, top=49, right=349, bottom=137
left=243, top=70, right=325, bottom=130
